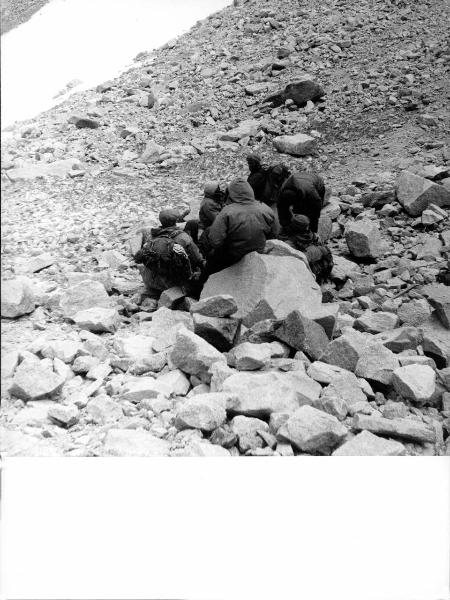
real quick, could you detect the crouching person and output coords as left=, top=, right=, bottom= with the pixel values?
left=134, top=209, right=205, bottom=299
left=280, top=214, right=333, bottom=284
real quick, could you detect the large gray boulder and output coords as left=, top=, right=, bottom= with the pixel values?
left=201, top=252, right=322, bottom=328
left=101, top=429, right=170, bottom=456
left=175, top=393, right=228, bottom=432
left=320, top=329, right=371, bottom=372
left=274, top=310, right=329, bottom=360
left=72, top=307, right=120, bottom=333
left=345, top=219, right=386, bottom=259
left=9, top=360, right=65, bottom=401
left=169, top=327, right=226, bottom=382
left=392, top=365, right=436, bottom=404
left=1, top=277, right=35, bottom=318
left=355, top=344, right=400, bottom=387
left=423, top=284, right=450, bottom=329
left=332, top=431, right=406, bottom=456
left=264, top=79, right=325, bottom=107
left=353, top=414, right=435, bottom=444
left=60, top=280, right=113, bottom=318
left=273, top=133, right=317, bottom=156
left=396, top=170, right=450, bottom=216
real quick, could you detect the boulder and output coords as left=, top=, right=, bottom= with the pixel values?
left=345, top=219, right=385, bottom=259
left=264, top=79, right=325, bottom=107
left=273, top=133, right=317, bottom=156
left=158, top=287, right=186, bottom=309
left=169, top=328, right=226, bottom=382
left=354, top=311, right=399, bottom=334
left=86, top=395, right=123, bottom=424
left=228, top=342, right=272, bottom=371
left=27, top=253, right=55, bottom=273
left=157, top=369, right=191, bottom=396
left=40, top=339, right=82, bottom=363
left=102, top=429, right=170, bottom=456
left=332, top=431, right=406, bottom=456
left=331, top=255, right=361, bottom=282
left=9, top=361, right=64, bottom=401
left=222, top=370, right=321, bottom=417
left=278, top=405, right=347, bottom=454
left=321, top=371, right=366, bottom=407
left=274, top=310, right=329, bottom=360
left=193, top=313, right=240, bottom=352
left=392, top=365, right=436, bottom=404
left=219, top=119, right=259, bottom=141
left=121, top=377, right=171, bottom=402
left=355, top=344, right=400, bottom=387
left=397, top=299, right=432, bottom=327
left=320, top=329, right=371, bottom=372
left=353, top=414, right=436, bottom=444
left=68, top=114, right=100, bottom=128
left=422, top=284, right=450, bottom=329
left=60, top=280, right=112, bottom=318
left=144, top=307, right=193, bottom=351
left=396, top=170, right=450, bottom=216
left=72, top=307, right=120, bottom=333
left=373, top=327, right=422, bottom=353
left=0, top=428, right=63, bottom=457
left=1, top=277, right=35, bottom=318
left=175, top=393, right=228, bottom=432
left=264, top=239, right=310, bottom=269
left=48, top=404, right=79, bottom=428
left=307, top=361, right=351, bottom=385
left=201, top=252, right=322, bottom=328
left=190, top=295, right=238, bottom=318
left=1, top=350, right=20, bottom=379
left=230, top=415, right=269, bottom=453
left=113, top=334, right=154, bottom=363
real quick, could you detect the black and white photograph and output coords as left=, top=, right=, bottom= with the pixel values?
left=1, top=0, right=449, bottom=597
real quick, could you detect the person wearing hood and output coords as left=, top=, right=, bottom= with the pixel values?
left=277, top=170, right=325, bottom=233
left=205, top=177, right=278, bottom=275
left=246, top=153, right=267, bottom=201
left=184, top=181, right=226, bottom=256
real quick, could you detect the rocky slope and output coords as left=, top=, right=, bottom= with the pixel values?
left=0, top=0, right=49, bottom=34
left=1, top=0, right=450, bottom=456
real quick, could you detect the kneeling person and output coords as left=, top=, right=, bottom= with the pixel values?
left=134, top=209, right=205, bottom=298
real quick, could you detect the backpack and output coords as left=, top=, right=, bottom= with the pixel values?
left=137, top=231, right=193, bottom=282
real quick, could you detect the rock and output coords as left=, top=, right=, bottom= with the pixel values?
left=331, top=255, right=361, bottom=282
left=398, top=355, right=436, bottom=368
left=422, top=284, right=450, bottom=329
left=307, top=361, right=350, bottom=385
left=145, top=307, right=193, bottom=351
left=222, top=370, right=321, bottom=417
left=172, top=440, right=231, bottom=457
left=355, top=344, right=400, bottom=387
left=353, top=414, right=435, bottom=444
left=158, top=286, right=186, bottom=309
left=392, top=365, right=436, bottom=403
left=318, top=214, right=333, bottom=243
left=396, top=170, right=450, bottom=216
left=87, top=395, right=123, bottom=424
left=60, top=280, right=112, bottom=318
left=397, top=299, right=432, bottom=326
left=0, top=428, right=63, bottom=456
left=1, top=277, right=35, bottom=318
left=175, top=393, right=227, bottom=432
left=320, top=329, right=370, bottom=372
left=332, top=431, right=406, bottom=456
left=97, top=250, right=127, bottom=269
left=230, top=415, right=269, bottom=452
left=193, top=313, right=240, bottom=352
left=274, top=310, right=329, bottom=360
left=219, top=119, right=259, bottom=141
left=27, top=253, right=55, bottom=273
left=72, top=307, right=120, bottom=332
left=1, top=350, right=20, bottom=378
left=264, top=239, right=310, bottom=269
left=102, top=429, right=170, bottom=456
left=265, top=79, right=325, bottom=107
left=6, top=158, right=83, bottom=181
left=228, top=342, right=272, bottom=370
left=345, top=219, right=385, bottom=259
left=278, top=405, right=347, bottom=454
left=169, top=327, right=226, bottom=382
left=9, top=360, right=64, bottom=401
left=201, top=252, right=322, bottom=328
left=273, top=133, right=317, bottom=156
left=121, top=377, right=170, bottom=402
left=140, top=140, right=165, bottom=163
left=354, top=311, right=399, bottom=334
left=373, top=327, right=422, bottom=353
left=113, top=334, right=154, bottom=364
left=321, top=371, right=366, bottom=407
left=68, top=114, right=100, bottom=128
left=190, top=295, right=238, bottom=318
left=48, top=404, right=79, bottom=427
left=157, top=369, right=191, bottom=396
left=41, top=339, right=82, bottom=363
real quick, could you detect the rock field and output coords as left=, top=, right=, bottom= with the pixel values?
left=1, top=0, right=450, bottom=456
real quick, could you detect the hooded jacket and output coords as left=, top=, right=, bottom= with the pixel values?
left=277, top=172, right=325, bottom=232
left=208, top=178, right=278, bottom=261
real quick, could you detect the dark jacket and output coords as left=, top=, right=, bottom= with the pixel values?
left=247, top=168, right=267, bottom=202
left=277, top=172, right=325, bottom=232
left=199, top=196, right=224, bottom=229
left=208, top=179, right=279, bottom=261
left=150, top=226, right=204, bottom=268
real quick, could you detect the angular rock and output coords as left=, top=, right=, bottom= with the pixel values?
left=175, top=393, right=227, bottom=432
left=265, top=79, right=325, bottom=107
left=355, top=344, right=400, bottom=387
left=373, top=327, right=422, bottom=353
left=0, top=428, right=63, bottom=457
left=422, top=284, right=450, bottom=329
left=48, top=404, right=79, bottom=427
left=169, top=327, right=226, bottom=382
left=121, top=377, right=171, bottom=402
left=264, top=239, right=310, bottom=269
left=158, top=286, right=185, bottom=309
left=69, top=114, right=100, bottom=128
left=9, top=361, right=64, bottom=401
left=274, top=310, right=329, bottom=360
left=397, top=299, right=432, bottom=327
left=201, top=252, right=322, bottom=328
left=273, top=133, right=317, bottom=156
left=1, top=277, right=35, bottom=318
left=230, top=415, right=269, bottom=453
left=392, top=365, right=436, bottom=403
left=60, top=280, right=112, bottom=318
left=41, top=339, right=82, bottom=363
left=345, top=219, right=385, bottom=259
left=396, top=170, right=450, bottom=216
left=145, top=307, right=193, bottom=351
left=321, top=371, right=366, bottom=407
left=102, top=429, right=170, bottom=456
left=190, top=295, right=238, bottom=318
left=307, top=361, right=350, bottom=385
left=1, top=350, right=20, bottom=379
left=320, top=329, right=371, bottom=372
left=87, top=395, right=123, bottom=424
left=113, top=334, right=154, bottom=363
left=157, top=369, right=191, bottom=397
left=72, top=307, right=120, bottom=333
left=278, top=405, right=347, bottom=454
left=332, top=431, right=406, bottom=456
left=27, top=253, right=55, bottom=273
left=355, top=311, right=399, bottom=334
left=353, top=414, right=435, bottom=444
left=193, top=313, right=240, bottom=352
left=219, top=119, right=259, bottom=141
left=228, top=342, right=272, bottom=371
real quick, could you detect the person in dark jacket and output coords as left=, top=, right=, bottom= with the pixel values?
left=204, top=178, right=279, bottom=276
left=277, top=171, right=325, bottom=233
left=135, top=209, right=205, bottom=298
left=246, top=153, right=267, bottom=202
left=184, top=182, right=226, bottom=256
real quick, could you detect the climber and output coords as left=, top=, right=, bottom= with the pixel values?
left=246, top=153, right=267, bottom=201
left=134, top=209, right=205, bottom=299
left=246, top=153, right=290, bottom=207
left=277, top=170, right=325, bottom=233
left=280, top=214, right=333, bottom=284
left=184, top=181, right=227, bottom=256
left=204, top=177, right=279, bottom=276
